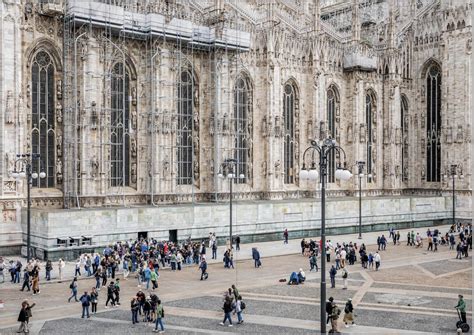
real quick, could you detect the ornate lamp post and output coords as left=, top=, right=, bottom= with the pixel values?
left=11, top=154, right=46, bottom=261
left=355, top=161, right=371, bottom=239
left=299, top=138, right=352, bottom=334
left=218, top=158, right=244, bottom=249
left=443, top=164, right=463, bottom=226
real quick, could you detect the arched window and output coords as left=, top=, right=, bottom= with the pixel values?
left=426, top=64, right=441, bottom=182
left=366, top=92, right=375, bottom=182
left=283, top=82, right=297, bottom=184
left=110, top=63, right=131, bottom=187
left=234, top=75, right=252, bottom=184
left=177, top=69, right=194, bottom=185
left=31, top=51, right=56, bottom=188
left=327, top=86, right=339, bottom=183
left=401, top=95, right=409, bottom=182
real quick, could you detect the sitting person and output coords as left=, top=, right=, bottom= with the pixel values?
left=288, top=271, right=299, bottom=285
left=297, top=268, right=306, bottom=283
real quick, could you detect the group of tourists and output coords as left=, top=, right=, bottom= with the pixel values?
left=326, top=297, right=355, bottom=333
left=130, top=290, right=165, bottom=332
left=219, top=285, right=245, bottom=327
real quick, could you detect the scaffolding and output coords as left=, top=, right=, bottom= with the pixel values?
left=62, top=0, right=250, bottom=209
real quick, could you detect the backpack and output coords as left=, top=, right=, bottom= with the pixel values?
left=240, top=301, right=246, bottom=310
left=342, top=271, right=348, bottom=279
left=161, top=307, right=165, bottom=317
left=69, top=282, right=74, bottom=289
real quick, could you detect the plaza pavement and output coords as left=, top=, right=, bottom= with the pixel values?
left=0, top=223, right=471, bottom=334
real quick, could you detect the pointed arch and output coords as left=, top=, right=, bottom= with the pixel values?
left=233, top=72, right=253, bottom=184
left=424, top=61, right=442, bottom=182
left=326, top=84, right=340, bottom=183
left=110, top=62, right=132, bottom=187
left=30, top=49, right=59, bottom=188
left=401, top=94, right=409, bottom=182
left=365, top=89, right=377, bottom=182
left=283, top=78, right=299, bottom=184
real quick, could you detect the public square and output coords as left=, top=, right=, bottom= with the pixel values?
left=0, top=225, right=471, bottom=334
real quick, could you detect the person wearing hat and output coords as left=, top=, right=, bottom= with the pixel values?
left=455, top=294, right=467, bottom=324
left=343, top=298, right=355, bottom=327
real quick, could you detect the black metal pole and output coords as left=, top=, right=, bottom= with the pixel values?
left=452, top=171, right=455, bottom=226
left=26, top=162, right=31, bottom=262
left=358, top=173, right=362, bottom=239
left=320, top=149, right=326, bottom=335
left=229, top=175, right=233, bottom=249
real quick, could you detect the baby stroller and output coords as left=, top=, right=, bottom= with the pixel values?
left=456, top=308, right=470, bottom=333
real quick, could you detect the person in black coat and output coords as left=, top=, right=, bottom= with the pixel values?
left=252, top=248, right=261, bottom=268
left=20, top=269, right=30, bottom=292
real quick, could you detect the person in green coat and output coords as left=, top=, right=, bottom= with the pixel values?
left=455, top=294, right=467, bottom=324
left=150, top=270, right=158, bottom=290
left=153, top=300, right=164, bottom=333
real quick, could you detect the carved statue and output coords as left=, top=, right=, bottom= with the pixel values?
left=131, top=138, right=137, bottom=158
left=5, top=90, right=14, bottom=124
left=193, top=111, right=199, bottom=132
left=91, top=158, right=99, bottom=178
left=222, top=113, right=229, bottom=132
left=359, top=124, right=366, bottom=142
left=347, top=124, right=353, bottom=143
left=91, top=101, right=97, bottom=129
left=446, top=126, right=453, bottom=143
left=130, top=163, right=137, bottom=184
left=395, top=165, right=400, bottom=177
left=193, top=160, right=199, bottom=181
left=56, top=101, right=63, bottom=123
left=261, top=161, right=267, bottom=176
left=56, top=134, right=62, bottom=157
left=18, top=94, right=24, bottom=125
left=421, top=166, right=426, bottom=179
left=131, top=111, right=137, bottom=130
left=26, top=84, right=31, bottom=108
left=56, top=158, right=63, bottom=184
left=131, top=86, right=137, bottom=106
left=56, top=79, right=62, bottom=100
left=274, top=160, right=281, bottom=177
left=456, top=125, right=464, bottom=143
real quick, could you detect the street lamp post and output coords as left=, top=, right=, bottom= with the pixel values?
left=299, top=138, right=352, bottom=334
left=355, top=161, right=371, bottom=239
left=444, top=164, right=463, bottom=226
left=11, top=154, right=46, bottom=262
left=218, top=159, right=244, bottom=249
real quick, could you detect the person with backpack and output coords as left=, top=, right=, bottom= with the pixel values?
left=234, top=295, right=245, bottom=324
left=131, top=296, right=139, bottom=324
left=105, top=282, right=116, bottom=308
left=79, top=291, right=91, bottom=318
left=90, top=287, right=99, bottom=314
left=342, top=268, right=348, bottom=290
left=68, top=277, right=79, bottom=302
left=153, top=299, right=165, bottom=333
left=330, top=300, right=341, bottom=333
left=343, top=298, right=355, bottom=327
left=329, top=265, right=337, bottom=288
left=199, top=257, right=208, bottom=280
left=309, top=252, right=318, bottom=272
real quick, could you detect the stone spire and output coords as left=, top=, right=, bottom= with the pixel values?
left=387, top=0, right=397, bottom=49
left=313, top=0, right=320, bottom=33
left=351, top=0, right=360, bottom=42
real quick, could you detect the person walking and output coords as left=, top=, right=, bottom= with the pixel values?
left=153, top=299, right=165, bottom=333
left=20, top=269, right=30, bottom=292
left=68, top=277, right=79, bottom=302
left=58, top=258, right=65, bottom=281
left=90, top=287, right=99, bottom=314
left=144, top=266, right=151, bottom=289
left=252, top=248, right=261, bottom=268
left=309, top=253, right=318, bottom=272
left=329, top=300, right=341, bottom=333
left=79, top=291, right=91, bottom=318
left=220, top=297, right=233, bottom=327
left=283, top=229, right=289, bottom=244
left=329, top=265, right=337, bottom=288
left=343, top=298, right=356, bottom=327
left=326, top=297, right=334, bottom=325
left=456, top=242, right=463, bottom=259
left=235, top=235, right=240, bottom=251
left=17, top=301, right=29, bottom=334
left=396, top=231, right=401, bottom=245
left=75, top=259, right=81, bottom=277
left=374, top=251, right=381, bottom=271
left=199, top=257, right=208, bottom=280
left=31, top=270, right=40, bottom=295
left=45, top=260, right=52, bottom=281
left=114, top=279, right=121, bottom=305
left=131, top=296, right=139, bottom=324
left=105, top=282, right=116, bottom=308
left=342, top=267, right=348, bottom=290
left=150, top=269, right=158, bottom=290
left=234, top=295, right=244, bottom=324
left=212, top=241, right=217, bottom=260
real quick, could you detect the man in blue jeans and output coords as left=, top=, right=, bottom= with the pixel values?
left=79, top=291, right=91, bottom=318
left=220, top=298, right=233, bottom=327
left=153, top=300, right=165, bottom=333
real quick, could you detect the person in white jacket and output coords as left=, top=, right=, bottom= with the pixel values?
left=58, top=259, right=65, bottom=280
left=374, top=252, right=381, bottom=271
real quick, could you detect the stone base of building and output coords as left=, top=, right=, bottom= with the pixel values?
left=8, top=195, right=471, bottom=260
